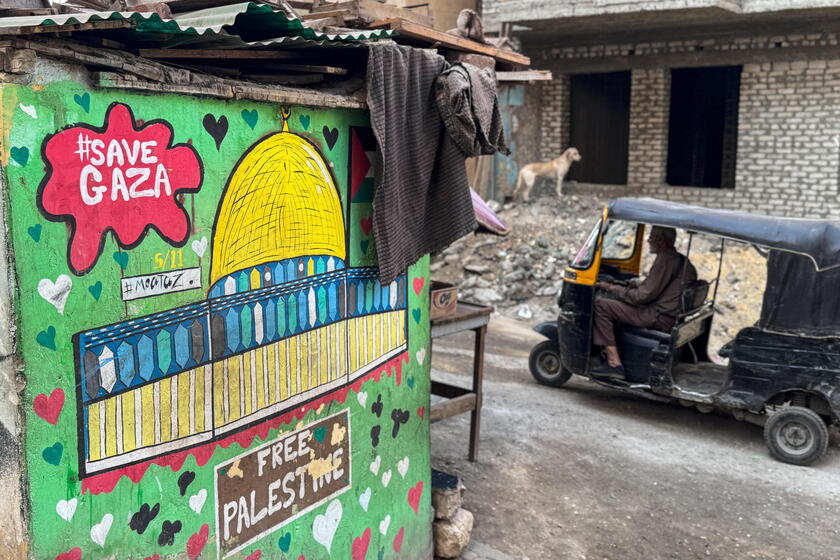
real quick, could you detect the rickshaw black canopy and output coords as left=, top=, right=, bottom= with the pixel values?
left=609, top=198, right=840, bottom=336
left=609, top=198, right=840, bottom=271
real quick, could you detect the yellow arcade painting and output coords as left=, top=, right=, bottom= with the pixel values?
left=74, top=110, right=408, bottom=477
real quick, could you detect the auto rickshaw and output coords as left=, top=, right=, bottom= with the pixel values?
left=528, top=197, right=840, bottom=466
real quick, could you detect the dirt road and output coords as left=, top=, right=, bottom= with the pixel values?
left=430, top=316, right=840, bottom=560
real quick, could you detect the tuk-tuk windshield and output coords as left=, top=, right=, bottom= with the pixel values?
left=603, top=220, right=638, bottom=261
left=572, top=218, right=602, bottom=269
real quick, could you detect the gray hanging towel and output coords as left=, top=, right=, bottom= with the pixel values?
left=435, top=63, right=510, bottom=157
left=366, top=43, right=477, bottom=284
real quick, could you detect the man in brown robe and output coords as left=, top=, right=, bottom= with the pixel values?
left=592, top=226, right=697, bottom=378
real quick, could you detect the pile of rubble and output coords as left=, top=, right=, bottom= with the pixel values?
left=433, top=193, right=766, bottom=357
left=433, top=194, right=607, bottom=324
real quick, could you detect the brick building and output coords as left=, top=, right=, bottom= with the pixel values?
left=484, top=1, right=840, bottom=218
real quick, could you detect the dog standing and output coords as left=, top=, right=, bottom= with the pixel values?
left=513, top=147, right=582, bottom=202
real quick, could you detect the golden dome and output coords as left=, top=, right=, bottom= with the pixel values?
left=210, top=121, right=346, bottom=286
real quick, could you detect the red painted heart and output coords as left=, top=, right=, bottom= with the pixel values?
left=407, top=480, right=424, bottom=514
left=412, top=277, right=425, bottom=295
left=34, top=388, right=65, bottom=425
left=245, top=551, right=262, bottom=560
left=55, top=548, right=82, bottom=560
left=186, top=523, right=209, bottom=559
left=144, top=555, right=161, bottom=560
left=417, top=406, right=425, bottom=419
left=351, top=527, right=371, bottom=560
left=393, top=527, right=405, bottom=552
left=360, top=217, right=373, bottom=236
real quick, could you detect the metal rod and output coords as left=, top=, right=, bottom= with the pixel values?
left=712, top=238, right=725, bottom=304
left=680, top=232, right=694, bottom=313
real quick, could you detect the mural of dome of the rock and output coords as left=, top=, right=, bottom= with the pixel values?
left=73, top=111, right=407, bottom=476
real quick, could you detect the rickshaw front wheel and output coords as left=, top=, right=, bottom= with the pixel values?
left=764, top=406, right=829, bottom=466
left=529, top=340, right=572, bottom=387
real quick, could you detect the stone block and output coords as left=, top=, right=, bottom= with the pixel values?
left=432, top=469, right=466, bottom=520
left=433, top=508, right=475, bottom=559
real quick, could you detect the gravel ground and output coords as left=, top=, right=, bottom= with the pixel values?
left=430, top=316, right=840, bottom=560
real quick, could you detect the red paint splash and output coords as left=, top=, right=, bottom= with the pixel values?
left=82, top=352, right=408, bottom=494
left=54, top=548, right=82, bottom=560
left=186, top=523, right=209, bottom=559
left=393, top=527, right=405, bottom=552
left=38, top=103, right=202, bottom=274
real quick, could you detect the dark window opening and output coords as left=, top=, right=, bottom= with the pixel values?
left=666, top=66, right=741, bottom=189
left=569, top=71, right=631, bottom=185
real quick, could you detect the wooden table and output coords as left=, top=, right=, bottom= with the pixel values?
left=430, top=302, right=492, bottom=462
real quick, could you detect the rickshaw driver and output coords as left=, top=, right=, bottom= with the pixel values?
left=593, top=226, right=697, bottom=378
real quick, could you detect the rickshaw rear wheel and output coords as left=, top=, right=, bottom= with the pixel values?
left=528, top=340, right=572, bottom=387
left=764, top=406, right=829, bottom=466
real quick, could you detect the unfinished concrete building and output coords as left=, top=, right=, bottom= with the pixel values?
left=484, top=1, right=840, bottom=218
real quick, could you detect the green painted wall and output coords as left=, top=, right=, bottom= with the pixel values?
left=2, top=78, right=432, bottom=559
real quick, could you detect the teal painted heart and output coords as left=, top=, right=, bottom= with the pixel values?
left=42, top=442, right=63, bottom=466
left=73, top=92, right=90, bottom=112
left=407, top=376, right=415, bottom=389
left=88, top=281, right=103, bottom=301
left=278, top=532, right=291, bottom=552
left=241, top=109, right=258, bottom=130
left=113, top=251, right=129, bottom=269
left=360, top=240, right=369, bottom=254
left=27, top=224, right=41, bottom=242
left=313, top=426, right=327, bottom=442
left=299, top=114, right=311, bottom=130
left=10, top=146, right=29, bottom=166
left=411, top=308, right=422, bottom=324
left=36, top=326, right=56, bottom=350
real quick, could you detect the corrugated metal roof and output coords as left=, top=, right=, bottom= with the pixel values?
left=0, top=2, right=395, bottom=43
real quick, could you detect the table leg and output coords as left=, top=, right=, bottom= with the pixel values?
left=468, top=325, right=486, bottom=462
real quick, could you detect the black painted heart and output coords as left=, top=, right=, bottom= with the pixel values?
left=370, top=425, right=381, bottom=448
left=323, top=126, right=339, bottom=150
left=203, top=114, right=228, bottom=150
left=158, top=520, right=182, bottom=546
left=177, top=470, right=195, bottom=496
left=391, top=408, right=410, bottom=438
left=371, top=394, right=383, bottom=418
left=129, top=502, right=160, bottom=535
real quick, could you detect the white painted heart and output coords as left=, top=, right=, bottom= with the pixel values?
left=189, top=488, right=207, bottom=514
left=56, top=498, right=77, bottom=521
left=357, top=391, right=368, bottom=408
left=19, top=103, right=36, bottom=119
left=359, top=487, right=371, bottom=512
left=381, top=469, right=392, bottom=488
left=415, top=347, right=427, bottom=365
left=397, top=456, right=410, bottom=478
left=38, top=275, right=72, bottom=315
left=90, top=513, right=113, bottom=547
left=191, top=236, right=208, bottom=258
left=369, top=455, right=381, bottom=476
left=312, top=499, right=342, bottom=553
left=379, top=514, right=391, bottom=536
